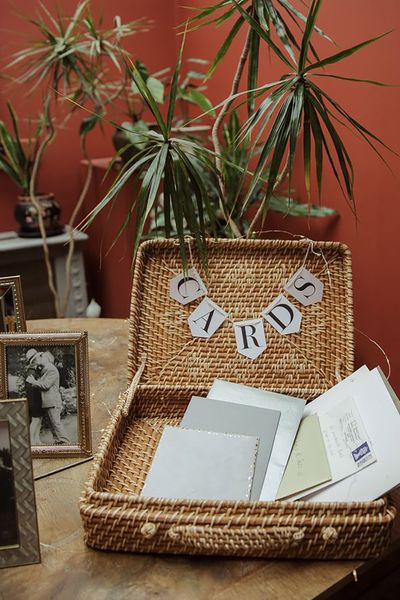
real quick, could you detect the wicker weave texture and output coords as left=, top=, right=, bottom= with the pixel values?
left=80, top=239, right=396, bottom=560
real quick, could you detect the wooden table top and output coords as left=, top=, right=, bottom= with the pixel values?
left=0, top=318, right=398, bottom=600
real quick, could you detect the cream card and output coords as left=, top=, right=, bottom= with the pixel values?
left=207, top=379, right=306, bottom=500
left=233, top=319, right=267, bottom=359
left=169, top=268, right=207, bottom=305
left=287, top=397, right=376, bottom=500
left=276, top=415, right=331, bottom=499
left=284, top=267, right=324, bottom=306
left=188, top=298, right=227, bottom=338
left=141, top=426, right=259, bottom=501
left=262, top=294, right=302, bottom=335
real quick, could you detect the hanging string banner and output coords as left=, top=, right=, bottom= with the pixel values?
left=169, top=238, right=327, bottom=360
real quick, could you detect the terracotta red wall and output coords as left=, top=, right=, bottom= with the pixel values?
left=1, top=1, right=400, bottom=391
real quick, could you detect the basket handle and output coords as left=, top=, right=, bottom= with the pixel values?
left=166, top=524, right=308, bottom=553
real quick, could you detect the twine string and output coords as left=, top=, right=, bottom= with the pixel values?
left=355, top=327, right=391, bottom=380
left=248, top=230, right=333, bottom=286
left=185, top=235, right=195, bottom=271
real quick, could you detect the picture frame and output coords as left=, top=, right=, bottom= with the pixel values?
left=0, top=398, right=40, bottom=569
left=0, top=275, right=26, bottom=334
left=0, top=332, right=91, bottom=458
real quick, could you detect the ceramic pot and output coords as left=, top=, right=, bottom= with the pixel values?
left=15, top=193, right=64, bottom=238
left=112, top=128, right=139, bottom=164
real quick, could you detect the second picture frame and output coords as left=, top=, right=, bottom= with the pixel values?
left=0, top=331, right=91, bottom=458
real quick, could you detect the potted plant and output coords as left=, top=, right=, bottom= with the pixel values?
left=5, top=0, right=395, bottom=273
left=0, top=103, right=63, bottom=237
left=75, top=0, right=393, bottom=267
left=111, top=57, right=215, bottom=166
left=74, top=0, right=391, bottom=270
left=3, top=0, right=145, bottom=315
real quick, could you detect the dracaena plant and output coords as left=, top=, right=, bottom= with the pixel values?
left=85, top=0, right=394, bottom=266
left=187, top=0, right=331, bottom=107
left=0, top=103, right=52, bottom=196
left=146, top=108, right=335, bottom=241
left=9, top=0, right=144, bottom=107
left=234, top=0, right=395, bottom=230
left=187, top=0, right=394, bottom=235
left=6, top=0, right=145, bottom=316
left=7, top=0, right=147, bottom=196
left=79, top=44, right=223, bottom=268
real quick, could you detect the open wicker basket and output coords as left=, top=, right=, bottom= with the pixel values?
left=80, top=238, right=396, bottom=559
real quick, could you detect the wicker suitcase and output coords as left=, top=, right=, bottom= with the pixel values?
left=80, top=238, right=396, bottom=559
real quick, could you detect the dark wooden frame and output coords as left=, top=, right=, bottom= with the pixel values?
left=0, top=398, right=40, bottom=569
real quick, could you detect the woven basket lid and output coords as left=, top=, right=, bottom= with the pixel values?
left=127, top=238, right=354, bottom=399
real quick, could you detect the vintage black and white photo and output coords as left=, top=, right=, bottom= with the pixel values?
left=0, top=332, right=91, bottom=457
left=0, top=420, right=19, bottom=549
left=0, top=276, right=26, bottom=333
left=0, top=399, right=40, bottom=569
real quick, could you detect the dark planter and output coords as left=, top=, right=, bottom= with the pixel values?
left=112, top=128, right=141, bottom=164
left=15, top=193, right=65, bottom=238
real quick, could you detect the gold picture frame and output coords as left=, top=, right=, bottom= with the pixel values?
left=0, top=332, right=91, bottom=458
left=0, top=398, right=40, bottom=569
left=0, top=275, right=26, bottom=334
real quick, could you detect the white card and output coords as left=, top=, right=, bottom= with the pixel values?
left=305, top=367, right=400, bottom=503
left=169, top=268, right=207, bottom=305
left=284, top=267, right=324, bottom=306
left=233, top=319, right=267, bottom=359
left=141, top=426, right=259, bottom=501
left=188, top=298, right=227, bottom=338
left=262, top=294, right=302, bottom=335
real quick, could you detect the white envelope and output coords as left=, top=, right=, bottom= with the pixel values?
left=306, top=367, right=400, bottom=502
left=207, top=379, right=306, bottom=501
left=286, top=396, right=376, bottom=500
left=303, top=365, right=370, bottom=418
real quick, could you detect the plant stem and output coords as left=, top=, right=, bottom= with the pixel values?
left=211, top=26, right=252, bottom=239
left=247, top=155, right=290, bottom=237
left=60, top=135, right=93, bottom=317
left=28, top=126, right=60, bottom=317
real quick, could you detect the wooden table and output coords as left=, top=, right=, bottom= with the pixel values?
left=1, top=318, right=398, bottom=600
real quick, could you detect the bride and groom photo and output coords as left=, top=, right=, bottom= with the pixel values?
left=6, top=344, right=78, bottom=448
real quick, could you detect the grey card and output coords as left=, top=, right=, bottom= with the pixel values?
left=181, top=396, right=281, bottom=500
left=208, top=379, right=306, bottom=501
left=141, top=426, right=259, bottom=502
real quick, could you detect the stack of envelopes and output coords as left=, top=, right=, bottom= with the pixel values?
left=141, top=365, right=400, bottom=503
